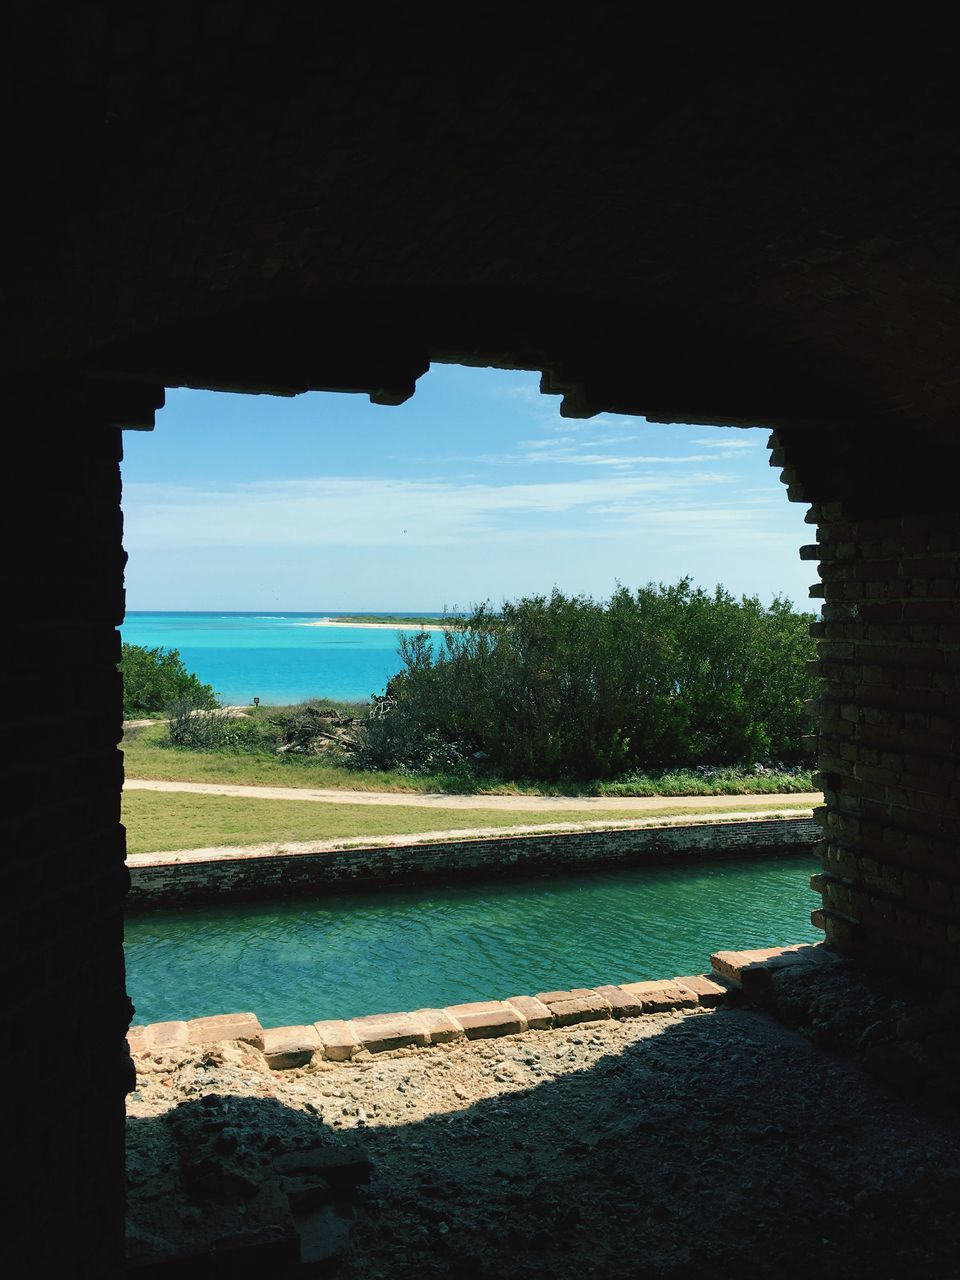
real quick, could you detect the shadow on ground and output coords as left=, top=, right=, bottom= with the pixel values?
left=127, top=1007, right=960, bottom=1277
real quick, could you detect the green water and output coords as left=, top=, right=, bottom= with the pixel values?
left=125, top=853, right=819, bottom=1027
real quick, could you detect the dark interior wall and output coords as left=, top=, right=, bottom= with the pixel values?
left=3, top=8, right=959, bottom=437
left=772, top=426, right=960, bottom=983
left=1, top=9, right=959, bottom=1274
left=3, top=396, right=132, bottom=1275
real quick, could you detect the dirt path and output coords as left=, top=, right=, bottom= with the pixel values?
left=123, top=777, right=821, bottom=814
left=126, top=1007, right=960, bottom=1277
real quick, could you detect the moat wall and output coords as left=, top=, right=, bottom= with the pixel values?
left=126, top=815, right=819, bottom=908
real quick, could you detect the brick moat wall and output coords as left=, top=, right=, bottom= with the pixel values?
left=126, top=816, right=819, bottom=908
left=802, top=506, right=960, bottom=984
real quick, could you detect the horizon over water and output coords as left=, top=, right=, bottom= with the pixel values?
left=121, top=610, right=443, bottom=705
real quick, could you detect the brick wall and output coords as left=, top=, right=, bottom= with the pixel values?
left=2, top=396, right=133, bottom=1275
left=126, top=816, right=819, bottom=908
left=772, top=427, right=960, bottom=985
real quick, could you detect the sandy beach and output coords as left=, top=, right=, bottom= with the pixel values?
left=300, top=619, right=448, bottom=631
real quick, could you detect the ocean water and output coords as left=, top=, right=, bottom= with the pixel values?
left=120, top=611, right=441, bottom=705
left=126, top=852, right=819, bottom=1025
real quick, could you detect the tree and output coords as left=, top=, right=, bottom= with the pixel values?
left=354, top=583, right=817, bottom=780
left=120, top=644, right=218, bottom=718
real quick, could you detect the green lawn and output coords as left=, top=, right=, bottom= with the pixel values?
left=122, top=722, right=471, bottom=792
left=122, top=722, right=816, bottom=799
left=122, top=790, right=815, bottom=855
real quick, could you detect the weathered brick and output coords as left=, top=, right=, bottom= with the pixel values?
left=545, top=995, right=613, bottom=1026
left=413, top=1008, right=464, bottom=1044
left=446, top=1002, right=527, bottom=1039
left=505, top=995, right=555, bottom=1029
left=351, top=1012, right=429, bottom=1053
left=709, top=948, right=810, bottom=992
left=126, top=1026, right=147, bottom=1055
left=186, top=1011, right=262, bottom=1046
left=259, top=1025, right=321, bottom=1070
left=592, top=985, right=645, bottom=1018
left=673, top=974, right=731, bottom=1007
left=313, top=1019, right=362, bottom=1061
left=144, top=1021, right=188, bottom=1051
left=619, top=980, right=698, bottom=1012
left=535, top=988, right=598, bottom=1005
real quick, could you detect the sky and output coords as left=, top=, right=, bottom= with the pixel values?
left=120, top=363, right=814, bottom=612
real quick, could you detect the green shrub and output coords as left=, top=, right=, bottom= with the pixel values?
left=353, top=582, right=817, bottom=781
left=121, top=644, right=217, bottom=718
left=166, top=701, right=266, bottom=751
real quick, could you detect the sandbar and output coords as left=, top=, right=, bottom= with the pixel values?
left=299, top=619, right=447, bottom=631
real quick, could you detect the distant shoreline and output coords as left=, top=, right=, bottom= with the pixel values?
left=300, top=619, right=448, bottom=632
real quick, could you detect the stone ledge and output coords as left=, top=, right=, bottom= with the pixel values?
left=710, top=943, right=842, bottom=994
left=187, top=1011, right=262, bottom=1046
left=619, top=980, right=699, bottom=1012
left=258, top=1026, right=322, bottom=1070
left=445, top=1001, right=528, bottom=1039
left=129, top=947, right=838, bottom=1071
left=126, top=815, right=820, bottom=908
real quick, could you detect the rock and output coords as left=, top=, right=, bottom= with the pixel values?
left=273, top=1145, right=373, bottom=1191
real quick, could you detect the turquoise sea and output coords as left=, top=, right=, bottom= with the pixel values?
left=120, top=612, right=441, bottom=705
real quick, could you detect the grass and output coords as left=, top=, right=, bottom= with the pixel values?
left=122, top=790, right=816, bottom=855
left=122, top=722, right=817, bottom=798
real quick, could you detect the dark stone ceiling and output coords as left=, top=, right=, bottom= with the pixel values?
left=3, top=6, right=958, bottom=436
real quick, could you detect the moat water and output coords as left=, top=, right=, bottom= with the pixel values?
left=125, top=853, right=819, bottom=1027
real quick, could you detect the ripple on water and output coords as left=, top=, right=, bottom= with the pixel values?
left=125, top=853, right=820, bottom=1026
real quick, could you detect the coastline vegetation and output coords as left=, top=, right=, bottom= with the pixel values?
left=359, top=583, right=816, bottom=781
left=121, top=644, right=217, bottom=719
left=121, top=581, right=818, bottom=798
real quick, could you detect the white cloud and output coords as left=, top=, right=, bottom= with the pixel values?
left=123, top=470, right=740, bottom=550
left=690, top=435, right=764, bottom=449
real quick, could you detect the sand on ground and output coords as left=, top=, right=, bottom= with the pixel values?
left=299, top=619, right=447, bottom=631
left=126, top=1006, right=960, bottom=1278
left=122, top=777, right=821, bottom=813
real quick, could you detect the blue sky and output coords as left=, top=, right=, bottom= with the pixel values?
left=121, top=364, right=814, bottom=612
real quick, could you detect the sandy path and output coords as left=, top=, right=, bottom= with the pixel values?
left=123, top=777, right=821, bottom=813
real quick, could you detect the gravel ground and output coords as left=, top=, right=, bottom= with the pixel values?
left=127, top=1007, right=960, bottom=1277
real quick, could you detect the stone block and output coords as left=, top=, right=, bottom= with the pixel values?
left=144, top=1020, right=188, bottom=1051
left=274, top=1145, right=373, bottom=1189
left=546, top=994, right=613, bottom=1026
left=673, top=974, right=730, bottom=1007
left=710, top=947, right=811, bottom=991
left=505, top=995, right=555, bottom=1029
left=592, top=985, right=644, bottom=1018
left=535, top=988, right=597, bottom=1005
left=187, top=1011, right=262, bottom=1046
left=126, top=1026, right=147, bottom=1054
left=619, top=980, right=698, bottom=1012
left=445, top=1002, right=527, bottom=1039
left=313, top=1020, right=362, bottom=1061
left=259, top=1025, right=322, bottom=1070
left=444, top=1000, right=506, bottom=1016
left=413, top=1008, right=465, bottom=1044
left=351, top=1012, right=429, bottom=1053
